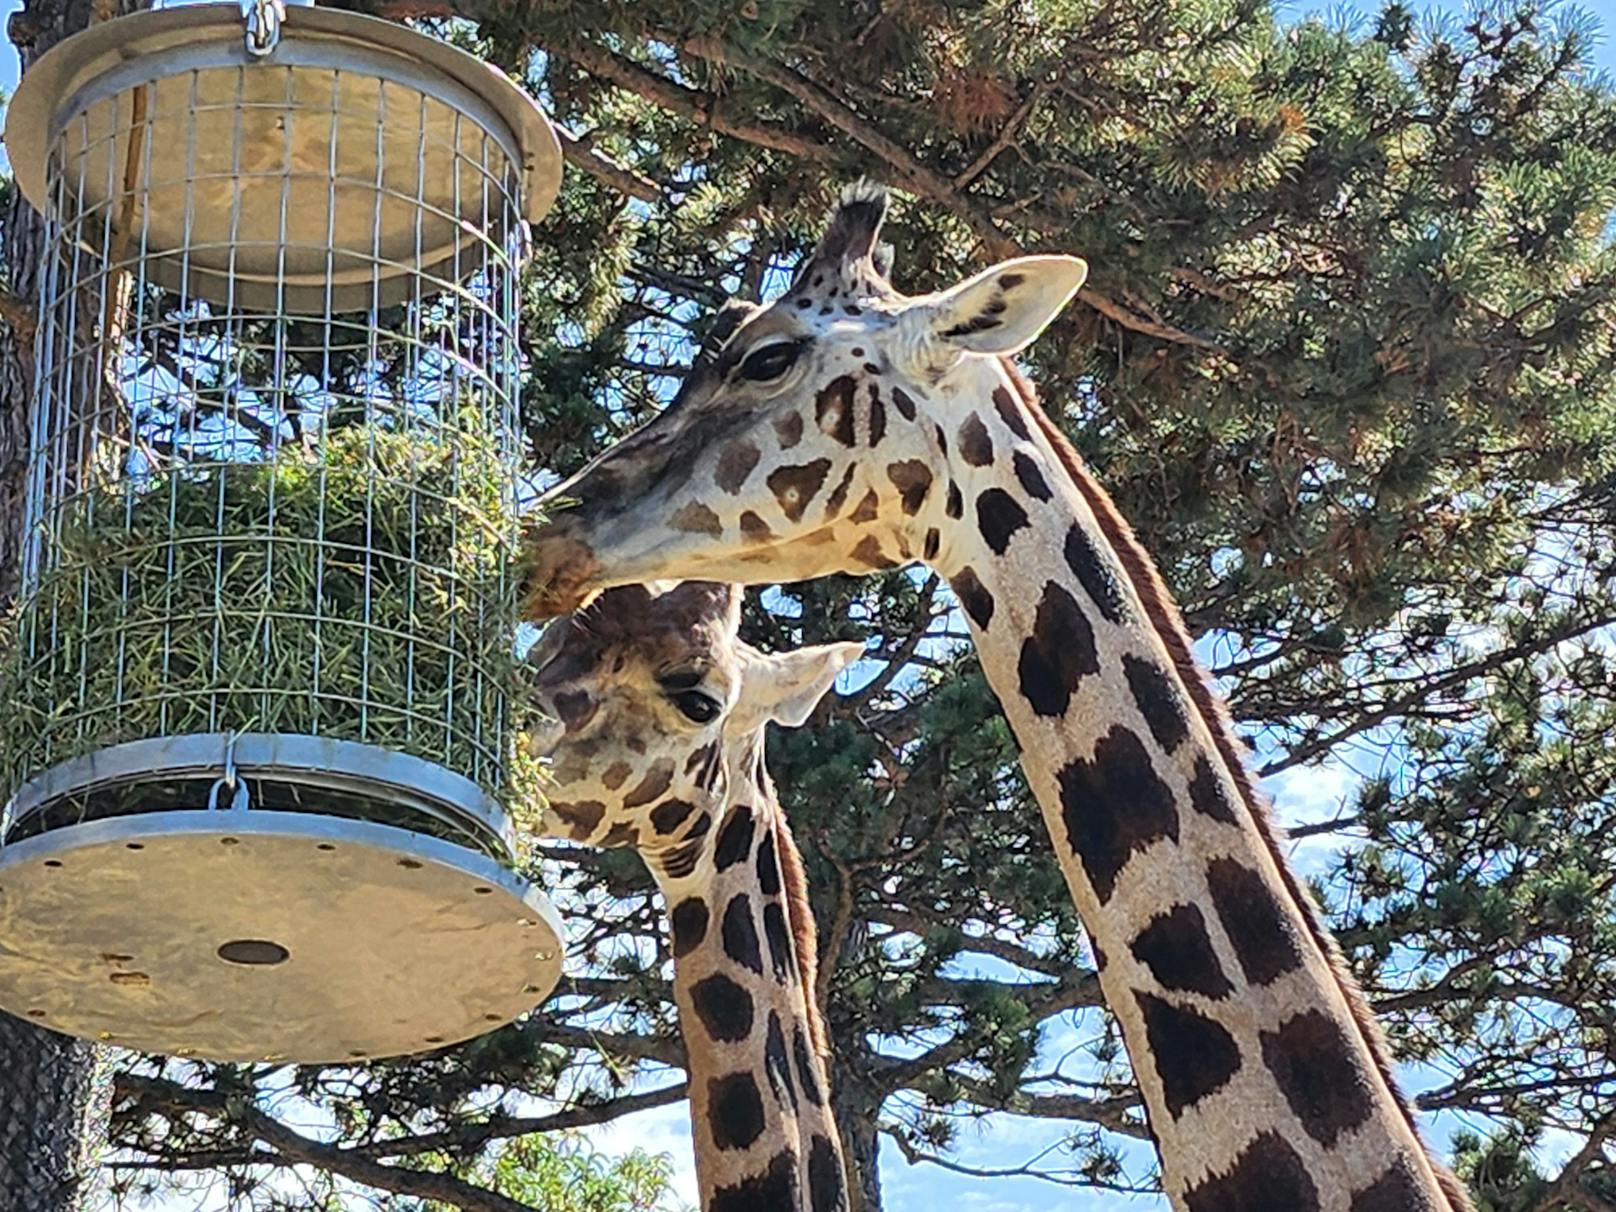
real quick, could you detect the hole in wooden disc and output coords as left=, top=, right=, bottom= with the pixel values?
left=217, top=939, right=290, bottom=966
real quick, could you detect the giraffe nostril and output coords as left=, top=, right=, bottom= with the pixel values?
left=553, top=689, right=599, bottom=733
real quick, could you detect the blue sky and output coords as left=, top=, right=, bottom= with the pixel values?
left=3, top=2, right=1613, bottom=1210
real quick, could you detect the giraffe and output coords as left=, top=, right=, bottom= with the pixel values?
left=518, top=185, right=1474, bottom=1212
left=522, top=579, right=860, bottom=1212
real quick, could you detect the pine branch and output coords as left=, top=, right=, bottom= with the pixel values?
left=674, top=34, right=1224, bottom=352
left=677, top=33, right=1016, bottom=259
left=955, top=82, right=1051, bottom=190
left=1531, top=1112, right=1616, bottom=1212
left=884, top=1130, right=1155, bottom=1190
left=875, top=970, right=1102, bottom=1087
left=870, top=907, right=1073, bottom=979
left=946, top=1076, right=1149, bottom=1140
left=340, top=1082, right=690, bottom=1161
left=556, top=126, right=660, bottom=203
left=1259, top=610, right=1616, bottom=775
left=115, top=1074, right=538, bottom=1212
left=555, top=40, right=837, bottom=164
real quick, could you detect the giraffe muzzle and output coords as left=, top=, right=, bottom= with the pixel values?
left=521, top=528, right=604, bottom=620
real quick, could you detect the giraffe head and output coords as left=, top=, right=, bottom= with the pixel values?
left=522, top=183, right=1087, bottom=618
left=522, top=580, right=862, bottom=881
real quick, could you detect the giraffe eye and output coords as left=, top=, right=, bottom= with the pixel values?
left=670, top=690, right=721, bottom=724
left=738, top=341, right=804, bottom=383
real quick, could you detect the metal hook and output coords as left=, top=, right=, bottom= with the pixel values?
left=207, top=734, right=250, bottom=812
left=243, top=0, right=286, bottom=58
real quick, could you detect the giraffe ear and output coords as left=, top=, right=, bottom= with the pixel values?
left=913, top=255, right=1088, bottom=357
left=734, top=642, right=866, bottom=731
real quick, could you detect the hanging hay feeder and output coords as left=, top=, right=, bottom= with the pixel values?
left=0, top=1, right=564, bottom=1063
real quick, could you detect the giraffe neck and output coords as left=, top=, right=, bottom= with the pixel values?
left=923, top=365, right=1464, bottom=1212
left=651, top=741, right=847, bottom=1212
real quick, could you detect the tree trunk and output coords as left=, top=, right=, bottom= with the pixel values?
left=830, top=1058, right=885, bottom=1212
left=0, top=2, right=137, bottom=1207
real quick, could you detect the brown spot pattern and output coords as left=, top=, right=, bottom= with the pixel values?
left=824, top=465, right=856, bottom=519
left=764, top=1010, right=796, bottom=1107
left=868, top=392, right=887, bottom=446
left=650, top=797, right=697, bottom=834
left=670, top=897, right=709, bottom=957
left=794, top=1025, right=824, bottom=1106
left=671, top=501, right=723, bottom=537
left=708, top=1072, right=766, bottom=1150
left=1260, top=1009, right=1376, bottom=1146
left=1188, top=756, right=1239, bottom=824
left=1129, top=903, right=1234, bottom=999
left=768, top=460, right=832, bottom=523
left=1136, top=992, right=1243, bottom=1119
left=1058, top=725, right=1179, bottom=903
left=1017, top=582, right=1099, bottom=716
left=992, top=384, right=1032, bottom=441
left=1013, top=450, right=1052, bottom=502
left=851, top=535, right=895, bottom=569
left=550, top=800, right=605, bottom=840
left=950, top=567, right=995, bottom=629
left=1064, top=523, right=1129, bottom=624
left=716, top=441, right=761, bottom=493
left=1184, top=1132, right=1320, bottom=1212
left=722, top=893, right=764, bottom=974
left=691, top=973, right=753, bottom=1042
left=1123, top=654, right=1191, bottom=752
left=1206, top=857, right=1304, bottom=986
left=892, top=386, right=918, bottom=420
left=976, top=488, right=1029, bottom=554
left=712, top=1150, right=797, bottom=1212
left=714, top=806, right=756, bottom=870
left=816, top=375, right=857, bottom=446
left=959, top=413, right=994, bottom=466
left=622, top=761, right=674, bottom=809
left=886, top=460, right=933, bottom=515
left=849, top=490, right=881, bottom=523
left=1350, top=1158, right=1439, bottom=1212
left=809, top=1135, right=848, bottom=1212
left=740, top=510, right=774, bottom=543
left=774, top=411, right=804, bottom=449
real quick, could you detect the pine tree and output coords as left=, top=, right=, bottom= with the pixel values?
left=5, top=0, right=1613, bottom=1207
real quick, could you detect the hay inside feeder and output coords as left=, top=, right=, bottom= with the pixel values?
left=2, top=424, right=535, bottom=812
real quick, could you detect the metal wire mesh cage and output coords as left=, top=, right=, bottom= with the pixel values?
left=0, top=2, right=565, bottom=1062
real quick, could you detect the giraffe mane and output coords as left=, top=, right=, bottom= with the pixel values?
left=772, top=809, right=830, bottom=1060
left=1000, top=361, right=1472, bottom=1211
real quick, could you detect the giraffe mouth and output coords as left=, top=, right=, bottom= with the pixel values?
left=521, top=530, right=604, bottom=620
left=522, top=715, right=565, bottom=761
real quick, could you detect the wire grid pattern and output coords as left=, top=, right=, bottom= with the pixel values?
left=4, top=63, right=526, bottom=812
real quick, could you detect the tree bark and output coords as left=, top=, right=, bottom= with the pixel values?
left=830, top=1057, right=885, bottom=1212
left=0, top=2, right=138, bottom=1207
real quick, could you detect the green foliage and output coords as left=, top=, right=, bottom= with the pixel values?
left=438, top=1132, right=682, bottom=1212
left=1, top=425, right=521, bottom=799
